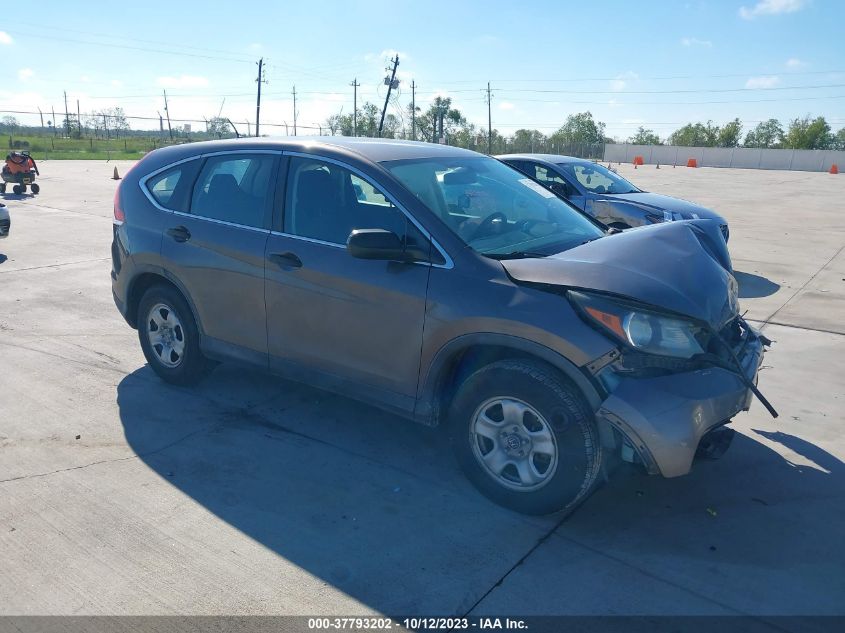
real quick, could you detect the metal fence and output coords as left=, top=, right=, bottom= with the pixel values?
left=604, top=144, right=844, bottom=172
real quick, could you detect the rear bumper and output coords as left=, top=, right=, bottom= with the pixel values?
left=597, top=324, right=765, bottom=477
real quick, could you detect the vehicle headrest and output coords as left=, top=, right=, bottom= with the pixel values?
left=208, top=173, right=239, bottom=197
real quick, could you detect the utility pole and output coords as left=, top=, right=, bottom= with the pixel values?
left=350, top=78, right=360, bottom=136
left=486, top=82, right=493, bottom=154
left=255, top=57, right=266, bottom=137
left=51, top=106, right=56, bottom=137
left=162, top=90, right=173, bottom=141
left=37, top=107, right=44, bottom=131
left=77, top=100, right=82, bottom=139
left=411, top=80, right=416, bottom=141
left=378, top=55, right=399, bottom=138
left=63, top=91, right=70, bottom=137
left=292, top=85, right=297, bottom=136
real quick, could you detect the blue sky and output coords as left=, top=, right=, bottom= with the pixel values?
left=1, top=0, right=843, bottom=140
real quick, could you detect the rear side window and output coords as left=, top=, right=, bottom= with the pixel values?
left=145, top=160, right=200, bottom=212
left=190, top=153, right=276, bottom=229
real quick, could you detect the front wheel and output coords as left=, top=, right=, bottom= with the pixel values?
left=30, top=183, right=40, bottom=194
left=449, top=360, right=603, bottom=515
left=137, top=284, right=213, bottom=385
left=12, top=185, right=22, bottom=195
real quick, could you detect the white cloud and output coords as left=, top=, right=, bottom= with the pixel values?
left=739, top=0, right=808, bottom=19
left=0, top=31, right=12, bottom=45
left=110, top=79, right=123, bottom=87
left=157, top=75, right=209, bottom=89
left=498, top=101, right=515, bottom=111
left=785, top=57, right=807, bottom=68
left=18, top=68, right=34, bottom=81
left=745, top=75, right=781, bottom=88
left=364, top=49, right=409, bottom=63
left=681, top=37, right=713, bottom=47
left=610, top=71, right=639, bottom=92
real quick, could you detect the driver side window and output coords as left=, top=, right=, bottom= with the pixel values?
left=533, top=165, right=569, bottom=189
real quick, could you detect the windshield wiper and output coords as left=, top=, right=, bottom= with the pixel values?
left=484, top=251, right=548, bottom=260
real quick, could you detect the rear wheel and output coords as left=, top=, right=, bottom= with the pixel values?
left=30, top=183, right=40, bottom=194
left=0, top=183, right=6, bottom=193
left=12, top=185, right=22, bottom=195
left=137, top=284, right=213, bottom=385
left=449, top=359, right=603, bottom=515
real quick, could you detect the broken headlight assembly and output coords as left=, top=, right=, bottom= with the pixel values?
left=568, top=290, right=708, bottom=360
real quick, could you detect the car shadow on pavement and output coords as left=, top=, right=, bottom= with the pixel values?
left=0, top=254, right=6, bottom=264
left=734, top=270, right=781, bottom=298
left=117, top=365, right=845, bottom=614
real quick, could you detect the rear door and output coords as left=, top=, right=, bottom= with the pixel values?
left=158, top=151, right=278, bottom=364
left=264, top=154, right=434, bottom=408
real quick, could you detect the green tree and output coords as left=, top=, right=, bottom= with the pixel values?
left=628, top=127, right=661, bottom=145
left=834, top=128, right=845, bottom=150
left=207, top=117, right=232, bottom=138
left=668, top=120, right=720, bottom=147
left=550, top=111, right=606, bottom=148
left=717, top=118, right=742, bottom=147
left=329, top=102, right=399, bottom=138
left=785, top=115, right=834, bottom=149
left=409, top=97, right=466, bottom=143
left=0, top=115, right=19, bottom=132
left=743, top=119, right=785, bottom=148
left=510, top=129, right=547, bottom=153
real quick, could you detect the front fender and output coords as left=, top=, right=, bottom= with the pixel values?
left=414, top=332, right=604, bottom=426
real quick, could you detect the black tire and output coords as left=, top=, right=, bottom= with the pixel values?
left=30, top=183, right=40, bottom=194
left=12, top=185, right=22, bottom=195
left=137, top=284, right=213, bottom=385
left=0, top=183, right=6, bottom=193
left=449, top=359, right=603, bottom=515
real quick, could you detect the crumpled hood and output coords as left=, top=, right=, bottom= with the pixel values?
left=605, top=192, right=724, bottom=222
left=501, top=220, right=739, bottom=329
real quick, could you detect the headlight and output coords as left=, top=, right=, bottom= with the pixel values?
left=662, top=210, right=700, bottom=221
left=568, top=290, right=706, bottom=359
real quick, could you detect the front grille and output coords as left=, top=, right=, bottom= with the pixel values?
left=720, top=224, right=730, bottom=242
left=0, top=218, right=9, bottom=236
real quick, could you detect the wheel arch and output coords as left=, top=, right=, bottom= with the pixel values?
left=415, top=333, right=603, bottom=427
left=125, top=269, right=202, bottom=335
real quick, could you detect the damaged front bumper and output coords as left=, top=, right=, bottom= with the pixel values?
left=595, top=321, right=767, bottom=478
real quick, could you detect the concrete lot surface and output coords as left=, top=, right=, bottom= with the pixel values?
left=0, top=160, right=843, bottom=621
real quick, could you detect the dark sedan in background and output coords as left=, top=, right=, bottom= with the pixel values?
left=499, top=154, right=730, bottom=241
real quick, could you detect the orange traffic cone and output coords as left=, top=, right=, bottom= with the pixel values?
left=831, top=164, right=839, bottom=174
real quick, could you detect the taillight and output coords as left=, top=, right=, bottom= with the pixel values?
left=113, top=182, right=125, bottom=224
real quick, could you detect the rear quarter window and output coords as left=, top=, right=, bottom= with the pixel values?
left=144, top=159, right=201, bottom=212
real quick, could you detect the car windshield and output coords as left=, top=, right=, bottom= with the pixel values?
left=560, top=162, right=640, bottom=195
left=382, top=156, right=605, bottom=257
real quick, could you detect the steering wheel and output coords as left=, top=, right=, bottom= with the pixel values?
left=471, top=211, right=508, bottom=241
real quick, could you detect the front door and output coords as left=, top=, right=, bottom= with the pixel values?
left=264, top=155, right=432, bottom=407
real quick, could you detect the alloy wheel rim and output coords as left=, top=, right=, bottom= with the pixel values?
left=146, top=302, right=186, bottom=368
left=469, top=397, right=558, bottom=491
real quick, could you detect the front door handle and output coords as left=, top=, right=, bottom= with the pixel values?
left=268, top=251, right=302, bottom=268
left=166, top=226, right=191, bottom=243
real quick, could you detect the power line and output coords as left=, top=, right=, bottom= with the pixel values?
left=3, top=29, right=254, bottom=64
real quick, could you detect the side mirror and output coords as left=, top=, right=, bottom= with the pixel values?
left=347, top=229, right=408, bottom=261
left=549, top=182, right=571, bottom=198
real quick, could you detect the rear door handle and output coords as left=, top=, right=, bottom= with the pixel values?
left=166, top=226, right=191, bottom=242
left=268, top=251, right=302, bottom=268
